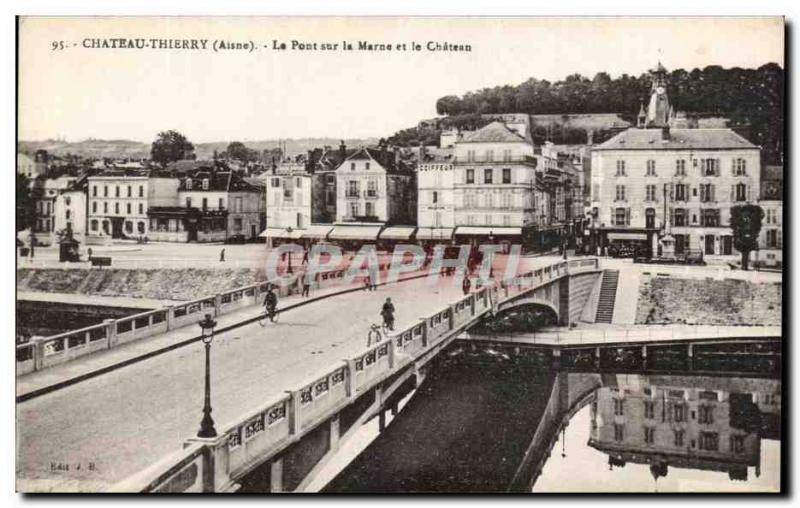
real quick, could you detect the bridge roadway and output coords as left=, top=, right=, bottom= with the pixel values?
left=16, top=255, right=564, bottom=492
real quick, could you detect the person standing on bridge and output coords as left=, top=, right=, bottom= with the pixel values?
left=381, top=297, right=395, bottom=331
left=462, top=275, right=472, bottom=295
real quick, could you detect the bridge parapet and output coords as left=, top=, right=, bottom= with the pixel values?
left=111, top=258, right=601, bottom=493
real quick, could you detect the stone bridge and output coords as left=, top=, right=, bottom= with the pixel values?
left=110, top=258, right=603, bottom=493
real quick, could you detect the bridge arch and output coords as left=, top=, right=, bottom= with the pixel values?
left=471, top=300, right=559, bottom=334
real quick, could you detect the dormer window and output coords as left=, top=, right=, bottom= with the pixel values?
left=365, top=162, right=370, bottom=170
left=186, top=179, right=193, bottom=190
left=202, top=178, right=209, bottom=190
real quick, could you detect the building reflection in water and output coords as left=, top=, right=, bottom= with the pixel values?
left=589, top=374, right=781, bottom=486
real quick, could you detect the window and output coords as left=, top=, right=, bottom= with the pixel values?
left=766, top=229, right=778, bottom=248
left=115, top=203, right=120, bottom=214
left=219, top=198, right=224, bottom=209
left=466, top=169, right=475, bottom=184
left=645, top=184, right=657, bottom=202
left=676, top=159, right=686, bottom=176
left=90, top=219, right=98, bottom=231
left=673, top=208, right=687, bottom=227
left=613, top=398, right=625, bottom=416
left=115, top=186, right=120, bottom=197
left=502, top=168, right=511, bottom=184
left=92, top=186, right=97, bottom=197
left=127, top=185, right=132, bottom=197
left=104, top=202, right=108, bottom=213
left=484, top=169, right=493, bottom=184
left=644, top=401, right=655, bottom=419
left=730, top=435, right=745, bottom=453
left=104, top=185, right=108, bottom=197
left=615, top=160, right=626, bottom=176
left=139, top=185, right=144, bottom=197
left=202, top=179, right=209, bottom=190
left=432, top=191, right=438, bottom=204
left=698, top=405, right=715, bottom=425
left=615, top=185, right=626, bottom=201
left=202, top=198, right=208, bottom=210
left=614, top=207, right=628, bottom=226
left=733, top=158, right=747, bottom=176
left=137, top=221, right=145, bottom=234
left=674, top=430, right=685, bottom=447
left=699, top=432, right=719, bottom=451
left=646, top=159, right=656, bottom=176
left=365, top=202, right=374, bottom=217
left=365, top=162, right=370, bottom=170
left=644, top=427, right=655, bottom=444
left=467, top=150, right=476, bottom=162
left=614, top=424, right=624, bottom=442
left=700, top=183, right=715, bottom=203
left=701, top=158, right=719, bottom=176
left=125, top=221, right=133, bottom=233
left=186, top=197, right=192, bottom=208
left=126, top=203, right=132, bottom=214
left=347, top=181, right=359, bottom=197
left=186, top=179, right=193, bottom=190
left=674, top=404, right=686, bottom=422
left=735, top=183, right=747, bottom=202
left=235, top=197, right=243, bottom=212
left=502, top=149, right=512, bottom=162
left=233, top=217, right=243, bottom=231
left=271, top=178, right=280, bottom=188
left=701, top=209, right=720, bottom=227
left=92, top=202, right=98, bottom=213
left=485, top=150, right=493, bottom=162
left=139, top=203, right=144, bottom=215
left=675, top=183, right=688, bottom=201
left=350, top=162, right=355, bottom=170
left=349, top=202, right=358, bottom=217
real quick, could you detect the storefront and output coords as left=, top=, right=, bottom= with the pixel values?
left=454, top=226, right=521, bottom=253
left=328, top=224, right=383, bottom=251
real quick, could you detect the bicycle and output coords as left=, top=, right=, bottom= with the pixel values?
left=259, top=305, right=280, bottom=326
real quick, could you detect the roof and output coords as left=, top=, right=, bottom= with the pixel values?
left=338, top=147, right=414, bottom=174
left=180, top=170, right=259, bottom=192
left=594, top=128, right=759, bottom=151
left=460, top=121, right=530, bottom=144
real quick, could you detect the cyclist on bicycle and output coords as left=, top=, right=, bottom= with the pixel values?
left=264, top=285, right=278, bottom=322
left=380, top=297, right=395, bottom=331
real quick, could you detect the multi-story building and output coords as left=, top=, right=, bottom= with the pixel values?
left=416, top=151, right=456, bottom=245
left=451, top=120, right=545, bottom=250
left=329, top=146, right=416, bottom=245
left=756, top=165, right=783, bottom=268
left=262, top=162, right=319, bottom=247
left=309, top=143, right=355, bottom=224
left=590, top=375, right=779, bottom=483
left=53, top=176, right=88, bottom=243
left=17, top=151, right=49, bottom=179
left=87, top=170, right=178, bottom=242
left=590, top=63, right=761, bottom=258
left=30, top=175, right=76, bottom=245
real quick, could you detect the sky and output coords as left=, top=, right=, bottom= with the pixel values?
left=18, top=16, right=784, bottom=143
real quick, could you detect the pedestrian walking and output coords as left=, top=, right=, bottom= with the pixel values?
left=381, top=298, right=395, bottom=331
left=462, top=275, right=472, bottom=295
left=301, top=249, right=309, bottom=265
left=302, top=278, right=311, bottom=297
left=87, top=247, right=93, bottom=260
left=220, top=248, right=225, bottom=262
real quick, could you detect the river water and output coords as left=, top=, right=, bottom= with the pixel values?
left=324, top=345, right=781, bottom=493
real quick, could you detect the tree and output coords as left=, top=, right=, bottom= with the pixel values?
left=730, top=204, right=764, bottom=270
left=16, top=172, right=34, bottom=232
left=226, top=141, right=251, bottom=162
left=150, top=130, right=195, bottom=167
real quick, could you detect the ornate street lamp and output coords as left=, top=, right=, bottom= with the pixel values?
left=197, top=314, right=218, bottom=438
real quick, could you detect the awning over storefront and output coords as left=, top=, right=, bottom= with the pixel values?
left=301, top=224, right=334, bottom=240
left=454, top=226, right=522, bottom=236
left=415, top=227, right=455, bottom=241
left=607, top=232, right=648, bottom=241
left=259, top=228, right=304, bottom=239
left=328, top=225, right=383, bottom=241
left=379, top=226, right=417, bottom=241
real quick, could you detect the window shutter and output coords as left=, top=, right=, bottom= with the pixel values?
left=610, top=207, right=614, bottom=225
left=700, top=159, right=706, bottom=172
left=711, top=185, right=716, bottom=202
left=716, top=159, right=721, bottom=176
left=731, top=185, right=735, bottom=202
left=669, top=183, right=675, bottom=200
left=625, top=208, right=631, bottom=226
left=746, top=184, right=751, bottom=202
left=778, top=230, right=783, bottom=248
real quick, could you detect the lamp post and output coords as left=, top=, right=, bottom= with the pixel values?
left=285, top=227, right=294, bottom=274
left=197, top=314, right=218, bottom=439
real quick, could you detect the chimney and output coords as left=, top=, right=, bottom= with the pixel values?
left=339, top=140, right=346, bottom=158
left=661, top=126, right=671, bottom=142
left=418, top=140, right=426, bottom=161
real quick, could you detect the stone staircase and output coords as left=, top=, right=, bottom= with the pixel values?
left=595, top=269, right=620, bottom=323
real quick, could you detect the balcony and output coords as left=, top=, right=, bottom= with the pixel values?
left=345, top=190, right=360, bottom=199
left=364, top=189, right=379, bottom=199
